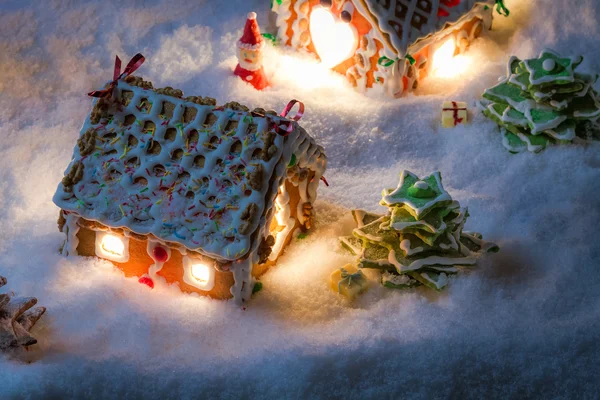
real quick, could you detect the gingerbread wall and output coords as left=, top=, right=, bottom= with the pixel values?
left=73, top=179, right=303, bottom=300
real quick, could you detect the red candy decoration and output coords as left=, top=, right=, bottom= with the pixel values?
left=152, top=246, right=169, bottom=262
left=138, top=276, right=154, bottom=289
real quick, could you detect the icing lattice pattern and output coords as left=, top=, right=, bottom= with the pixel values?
left=358, top=0, right=493, bottom=55
left=53, top=79, right=326, bottom=261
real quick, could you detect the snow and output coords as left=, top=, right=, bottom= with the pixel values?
left=1, top=0, right=599, bottom=397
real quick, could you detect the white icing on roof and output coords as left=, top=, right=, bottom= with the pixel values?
left=354, top=0, right=495, bottom=55
left=53, top=79, right=326, bottom=261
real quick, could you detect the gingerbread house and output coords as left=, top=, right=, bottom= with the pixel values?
left=271, top=0, right=495, bottom=97
left=53, top=61, right=327, bottom=305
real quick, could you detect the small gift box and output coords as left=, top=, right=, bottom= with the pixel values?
left=442, top=101, right=468, bottom=128
left=329, top=264, right=369, bottom=300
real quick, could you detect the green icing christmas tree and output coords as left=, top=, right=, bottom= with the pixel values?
left=339, top=171, right=498, bottom=291
left=481, top=49, right=600, bottom=153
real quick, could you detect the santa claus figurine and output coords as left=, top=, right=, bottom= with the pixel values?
left=234, top=12, right=269, bottom=91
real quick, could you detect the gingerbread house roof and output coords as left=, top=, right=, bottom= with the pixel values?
left=53, top=77, right=326, bottom=261
left=353, top=0, right=494, bottom=55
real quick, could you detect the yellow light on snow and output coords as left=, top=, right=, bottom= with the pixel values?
left=276, top=55, right=348, bottom=89
left=101, top=234, right=125, bottom=256
left=309, top=7, right=357, bottom=68
left=431, top=37, right=472, bottom=79
left=191, top=263, right=211, bottom=284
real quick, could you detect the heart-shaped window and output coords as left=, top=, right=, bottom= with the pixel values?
left=309, top=7, right=358, bottom=68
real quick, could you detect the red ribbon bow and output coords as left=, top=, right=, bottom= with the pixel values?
left=272, top=99, right=305, bottom=136
left=88, top=53, right=145, bottom=98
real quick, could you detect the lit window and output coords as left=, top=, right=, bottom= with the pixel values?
left=95, top=231, right=129, bottom=263
left=309, top=7, right=358, bottom=68
left=182, top=256, right=215, bottom=291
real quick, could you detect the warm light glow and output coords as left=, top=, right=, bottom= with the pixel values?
left=191, top=263, right=210, bottom=283
left=101, top=234, right=125, bottom=256
left=309, top=7, right=357, bottom=68
left=95, top=231, right=129, bottom=263
left=432, top=37, right=456, bottom=72
left=182, top=256, right=215, bottom=291
left=431, top=36, right=473, bottom=79
left=275, top=55, right=348, bottom=89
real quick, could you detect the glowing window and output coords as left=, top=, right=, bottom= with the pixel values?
left=182, top=256, right=215, bottom=291
left=309, top=7, right=358, bottom=68
left=95, top=231, right=129, bottom=263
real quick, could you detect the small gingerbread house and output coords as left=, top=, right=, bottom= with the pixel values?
left=53, top=64, right=327, bottom=305
left=271, top=0, right=495, bottom=97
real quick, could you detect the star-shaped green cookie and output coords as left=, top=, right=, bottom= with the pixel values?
left=482, top=80, right=533, bottom=110
left=381, top=271, right=422, bottom=289
left=352, top=216, right=398, bottom=247
left=358, top=229, right=475, bottom=273
left=567, top=92, right=600, bottom=119
left=385, top=201, right=460, bottom=234
left=483, top=102, right=529, bottom=136
left=339, top=235, right=362, bottom=256
left=350, top=209, right=384, bottom=228
left=524, top=49, right=582, bottom=88
left=508, top=69, right=531, bottom=91
left=380, top=171, right=452, bottom=220
left=525, top=107, right=567, bottom=134
left=501, top=128, right=551, bottom=153
left=406, top=271, right=450, bottom=291
left=544, top=119, right=576, bottom=141
left=460, top=232, right=500, bottom=254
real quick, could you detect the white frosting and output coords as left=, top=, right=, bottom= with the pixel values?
left=420, top=271, right=448, bottom=290
left=461, top=232, right=497, bottom=253
left=399, top=238, right=424, bottom=256
left=273, top=0, right=293, bottom=44
left=290, top=0, right=310, bottom=49
left=381, top=171, right=452, bottom=218
left=353, top=29, right=379, bottom=93
left=62, top=213, right=80, bottom=256
left=230, top=257, right=253, bottom=304
left=524, top=50, right=580, bottom=86
left=274, top=1, right=493, bottom=97
left=542, top=58, right=555, bottom=72
left=339, top=236, right=363, bottom=255
left=353, top=210, right=368, bottom=227
left=388, top=249, right=476, bottom=273
left=545, top=124, right=576, bottom=141
left=269, top=183, right=294, bottom=261
left=355, top=0, right=494, bottom=56
left=53, top=79, right=325, bottom=264
left=54, top=79, right=327, bottom=305
left=516, top=132, right=546, bottom=153
left=413, top=180, right=429, bottom=190
left=382, top=271, right=415, bottom=285
left=146, top=240, right=171, bottom=278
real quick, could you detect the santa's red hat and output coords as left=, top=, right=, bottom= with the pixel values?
left=238, top=12, right=264, bottom=50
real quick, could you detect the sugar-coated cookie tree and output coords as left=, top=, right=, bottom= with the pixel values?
left=481, top=49, right=600, bottom=153
left=339, top=171, right=498, bottom=291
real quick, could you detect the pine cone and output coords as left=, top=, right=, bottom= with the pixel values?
left=0, top=276, right=46, bottom=352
